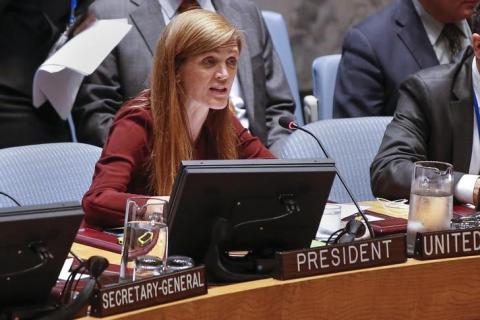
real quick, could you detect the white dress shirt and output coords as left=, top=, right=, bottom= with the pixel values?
left=455, top=58, right=480, bottom=204
left=412, top=0, right=471, bottom=64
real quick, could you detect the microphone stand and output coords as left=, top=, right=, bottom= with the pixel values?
left=293, top=125, right=375, bottom=239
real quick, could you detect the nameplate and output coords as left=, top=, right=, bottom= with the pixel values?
left=89, top=266, right=207, bottom=317
left=414, top=227, right=480, bottom=260
left=275, top=234, right=407, bottom=280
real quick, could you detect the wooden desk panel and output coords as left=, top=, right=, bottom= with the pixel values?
left=75, top=201, right=479, bottom=319
left=72, top=243, right=121, bottom=265
left=76, top=243, right=480, bottom=320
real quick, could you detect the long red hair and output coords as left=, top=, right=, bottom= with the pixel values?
left=149, top=9, right=242, bottom=195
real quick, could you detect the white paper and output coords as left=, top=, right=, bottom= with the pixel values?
left=364, top=213, right=383, bottom=222
left=316, top=203, right=383, bottom=241
left=338, top=203, right=369, bottom=219
left=33, top=19, right=132, bottom=119
left=58, top=258, right=89, bottom=281
left=338, top=203, right=384, bottom=221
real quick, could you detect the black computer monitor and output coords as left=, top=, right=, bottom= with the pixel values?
left=0, top=202, right=84, bottom=307
left=167, top=159, right=335, bottom=279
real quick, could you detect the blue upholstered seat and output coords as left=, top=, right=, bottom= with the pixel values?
left=279, top=117, right=392, bottom=203
left=0, top=143, right=101, bottom=208
left=304, top=54, right=341, bottom=122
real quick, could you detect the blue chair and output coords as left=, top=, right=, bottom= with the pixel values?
left=279, top=117, right=392, bottom=203
left=262, top=10, right=304, bottom=125
left=0, top=143, right=101, bottom=208
left=304, top=54, right=341, bottom=122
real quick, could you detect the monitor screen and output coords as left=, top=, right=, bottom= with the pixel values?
left=167, top=159, right=336, bottom=263
left=0, top=202, right=84, bottom=307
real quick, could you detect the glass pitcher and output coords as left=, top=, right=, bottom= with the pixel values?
left=119, top=197, right=168, bottom=281
left=406, top=161, right=453, bottom=255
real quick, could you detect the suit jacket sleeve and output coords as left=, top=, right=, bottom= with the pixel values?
left=257, top=9, right=295, bottom=149
left=0, top=0, right=11, bottom=17
left=333, top=27, right=386, bottom=118
left=370, top=75, right=465, bottom=200
left=73, top=45, right=124, bottom=147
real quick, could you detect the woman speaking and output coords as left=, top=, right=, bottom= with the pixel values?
left=83, top=9, right=274, bottom=228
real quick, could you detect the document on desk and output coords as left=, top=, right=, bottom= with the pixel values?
left=58, top=258, right=89, bottom=281
left=32, top=19, right=132, bottom=120
left=339, top=203, right=383, bottom=222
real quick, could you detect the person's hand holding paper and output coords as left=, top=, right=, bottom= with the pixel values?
left=33, top=19, right=132, bottom=120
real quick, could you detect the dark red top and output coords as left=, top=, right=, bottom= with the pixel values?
left=82, top=96, right=274, bottom=228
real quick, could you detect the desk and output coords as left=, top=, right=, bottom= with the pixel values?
left=74, top=243, right=480, bottom=320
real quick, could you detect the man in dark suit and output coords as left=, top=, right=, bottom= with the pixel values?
left=333, top=0, right=476, bottom=118
left=371, top=10, right=480, bottom=206
left=73, top=0, right=294, bottom=151
left=0, top=0, right=72, bottom=148
left=0, top=0, right=93, bottom=149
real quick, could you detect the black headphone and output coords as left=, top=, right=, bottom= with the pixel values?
left=84, top=256, right=109, bottom=280
left=327, top=219, right=366, bottom=245
left=61, top=255, right=109, bottom=304
left=35, top=256, right=109, bottom=320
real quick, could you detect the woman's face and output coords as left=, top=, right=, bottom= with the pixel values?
left=176, top=45, right=239, bottom=110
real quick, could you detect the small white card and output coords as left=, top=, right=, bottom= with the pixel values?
left=58, top=258, right=89, bottom=281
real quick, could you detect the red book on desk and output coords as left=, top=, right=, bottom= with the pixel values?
left=75, top=224, right=122, bottom=253
left=363, top=204, right=477, bottom=236
left=364, top=210, right=407, bottom=235
left=453, top=204, right=476, bottom=217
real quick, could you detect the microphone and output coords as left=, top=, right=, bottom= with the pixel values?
left=279, top=116, right=375, bottom=241
left=279, top=117, right=297, bottom=131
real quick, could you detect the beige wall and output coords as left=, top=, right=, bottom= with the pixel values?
left=254, top=0, right=391, bottom=92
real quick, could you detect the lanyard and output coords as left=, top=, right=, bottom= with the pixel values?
left=473, top=89, right=480, bottom=140
left=69, top=0, right=78, bottom=26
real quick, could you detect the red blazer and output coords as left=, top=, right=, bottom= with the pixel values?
left=83, top=97, right=274, bottom=228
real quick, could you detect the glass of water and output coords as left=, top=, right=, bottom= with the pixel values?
left=406, top=161, right=453, bottom=255
left=119, top=197, right=168, bottom=281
